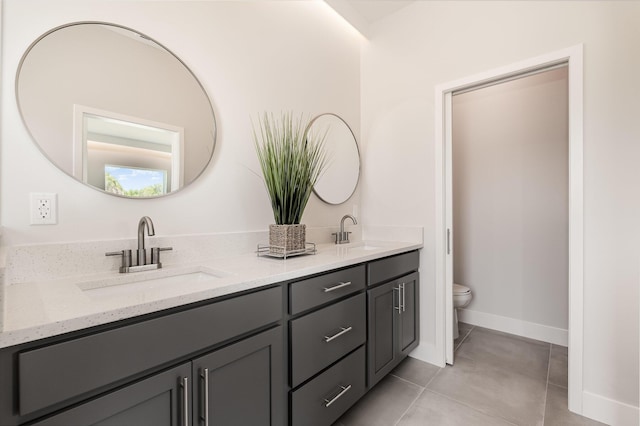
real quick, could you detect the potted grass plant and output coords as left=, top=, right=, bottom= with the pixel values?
left=253, top=112, right=327, bottom=255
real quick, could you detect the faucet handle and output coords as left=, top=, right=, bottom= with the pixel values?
left=332, top=232, right=352, bottom=245
left=151, top=247, right=173, bottom=266
left=106, top=250, right=133, bottom=272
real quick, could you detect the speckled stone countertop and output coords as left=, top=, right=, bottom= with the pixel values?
left=0, top=241, right=421, bottom=349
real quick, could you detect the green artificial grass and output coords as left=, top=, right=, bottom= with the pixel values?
left=254, top=112, right=327, bottom=225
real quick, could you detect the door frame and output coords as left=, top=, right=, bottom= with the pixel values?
left=434, top=45, right=584, bottom=414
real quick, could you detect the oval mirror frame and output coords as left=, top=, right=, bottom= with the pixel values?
left=16, top=22, right=217, bottom=199
left=306, top=113, right=360, bottom=205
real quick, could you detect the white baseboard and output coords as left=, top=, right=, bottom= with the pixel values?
left=408, top=342, right=445, bottom=368
left=582, top=390, right=639, bottom=426
left=458, top=308, right=568, bottom=346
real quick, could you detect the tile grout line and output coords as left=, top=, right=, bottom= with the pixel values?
left=454, top=326, right=473, bottom=351
left=541, top=344, right=552, bottom=425
left=389, top=374, right=427, bottom=388
left=421, top=339, right=519, bottom=426
left=391, top=362, right=446, bottom=425
left=424, top=388, right=519, bottom=426
left=424, top=363, right=444, bottom=388
left=393, top=387, right=426, bottom=426
left=456, top=326, right=556, bottom=384
left=390, top=360, right=445, bottom=389
left=431, top=325, right=547, bottom=426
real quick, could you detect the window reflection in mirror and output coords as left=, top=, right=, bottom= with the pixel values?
left=74, top=107, right=184, bottom=197
left=105, top=165, right=167, bottom=197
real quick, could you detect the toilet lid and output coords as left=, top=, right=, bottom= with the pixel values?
left=453, top=283, right=470, bottom=295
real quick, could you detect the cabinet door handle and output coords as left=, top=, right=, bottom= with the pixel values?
left=324, top=384, right=352, bottom=407
left=323, top=281, right=352, bottom=293
left=402, top=282, right=406, bottom=312
left=393, top=286, right=402, bottom=313
left=324, top=326, right=353, bottom=343
left=201, top=368, right=209, bottom=426
left=180, top=376, right=189, bottom=426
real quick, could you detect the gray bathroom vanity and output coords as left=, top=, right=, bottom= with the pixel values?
left=0, top=248, right=419, bottom=425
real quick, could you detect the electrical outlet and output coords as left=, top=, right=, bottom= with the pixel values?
left=30, top=193, right=57, bottom=225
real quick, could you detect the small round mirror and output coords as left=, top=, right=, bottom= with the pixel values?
left=306, top=113, right=360, bottom=205
left=16, top=22, right=216, bottom=198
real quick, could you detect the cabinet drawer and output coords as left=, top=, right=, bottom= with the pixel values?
left=290, top=293, right=365, bottom=387
left=18, top=286, right=282, bottom=416
left=291, top=346, right=365, bottom=426
left=289, top=264, right=365, bottom=315
left=367, top=250, right=419, bottom=286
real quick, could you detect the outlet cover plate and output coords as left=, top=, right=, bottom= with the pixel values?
left=30, top=192, right=57, bottom=225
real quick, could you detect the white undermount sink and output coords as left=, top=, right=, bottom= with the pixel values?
left=345, top=242, right=381, bottom=251
left=352, top=244, right=381, bottom=251
left=335, top=242, right=383, bottom=254
left=77, top=268, right=232, bottom=298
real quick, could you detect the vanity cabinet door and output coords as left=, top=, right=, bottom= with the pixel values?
left=398, top=272, right=419, bottom=357
left=367, top=272, right=419, bottom=388
left=367, top=280, right=400, bottom=387
left=31, top=363, right=191, bottom=426
left=192, top=326, right=283, bottom=426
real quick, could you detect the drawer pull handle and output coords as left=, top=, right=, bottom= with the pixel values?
left=323, top=281, right=352, bottom=293
left=324, top=384, right=352, bottom=407
left=201, top=368, right=210, bottom=426
left=180, top=376, right=189, bottom=426
left=324, top=326, right=353, bottom=343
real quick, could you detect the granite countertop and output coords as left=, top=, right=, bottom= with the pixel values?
left=0, top=240, right=421, bottom=349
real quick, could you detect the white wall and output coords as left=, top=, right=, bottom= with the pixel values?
left=0, top=0, right=362, bottom=248
left=360, top=0, right=639, bottom=420
left=453, top=67, right=569, bottom=331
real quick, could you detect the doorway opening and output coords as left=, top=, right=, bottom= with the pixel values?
left=452, top=65, right=569, bottom=350
left=434, top=45, right=584, bottom=414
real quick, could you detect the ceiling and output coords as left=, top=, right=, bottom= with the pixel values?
left=324, top=0, right=414, bottom=37
left=344, top=1, right=413, bottom=24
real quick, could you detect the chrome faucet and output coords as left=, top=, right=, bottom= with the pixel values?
left=137, top=216, right=155, bottom=266
left=106, top=216, right=172, bottom=273
left=333, top=214, right=357, bottom=244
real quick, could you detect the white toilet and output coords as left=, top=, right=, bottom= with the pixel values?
left=453, top=283, right=472, bottom=339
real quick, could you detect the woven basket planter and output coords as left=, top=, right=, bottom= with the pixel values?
left=269, top=224, right=306, bottom=255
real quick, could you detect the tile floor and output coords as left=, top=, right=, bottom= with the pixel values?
left=335, top=323, right=605, bottom=426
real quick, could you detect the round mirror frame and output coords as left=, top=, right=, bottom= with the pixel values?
left=306, top=113, right=361, bottom=205
left=15, top=21, right=217, bottom=199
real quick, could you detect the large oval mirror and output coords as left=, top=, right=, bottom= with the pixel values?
left=16, top=22, right=216, bottom=198
left=306, top=113, right=360, bottom=204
